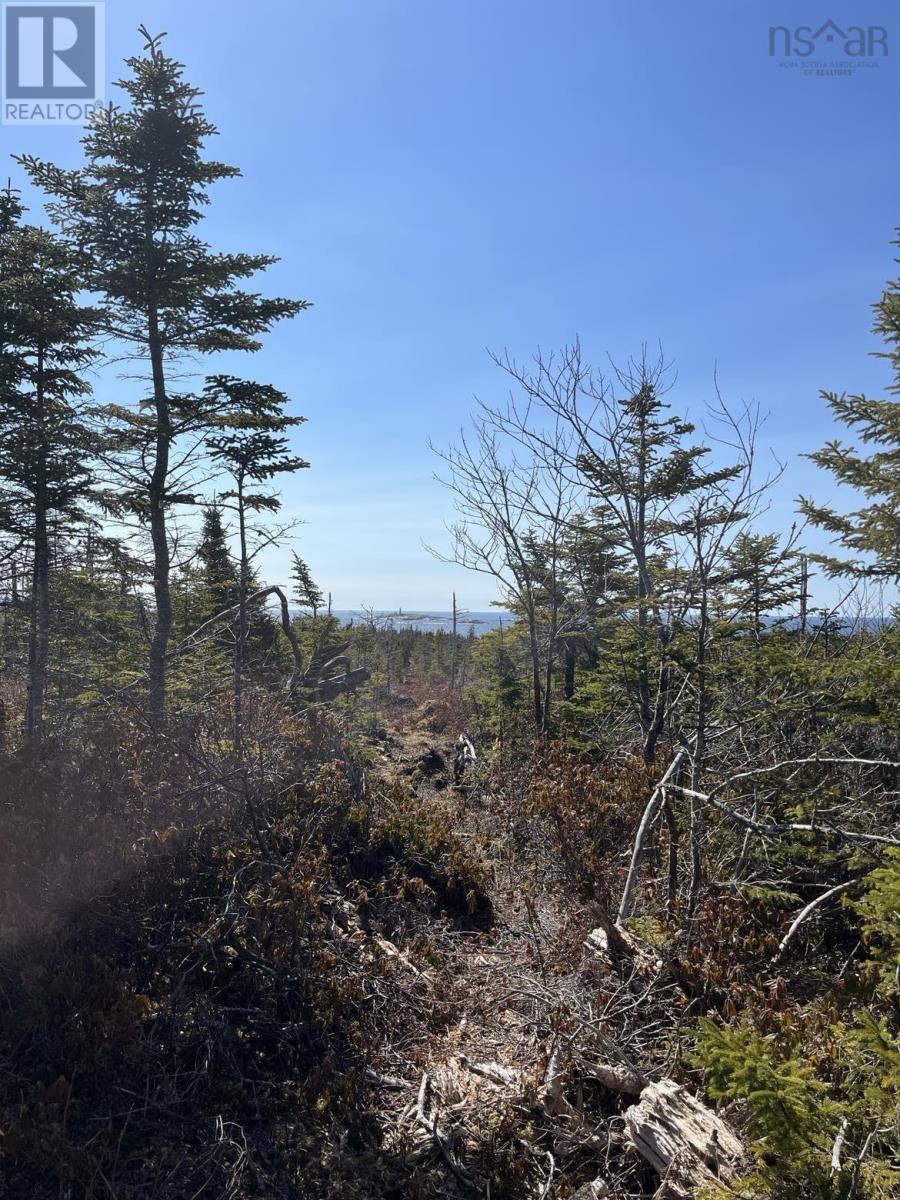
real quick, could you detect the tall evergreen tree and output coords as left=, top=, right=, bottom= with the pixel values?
left=800, top=230, right=900, bottom=580
left=0, top=187, right=97, bottom=747
left=20, top=28, right=308, bottom=717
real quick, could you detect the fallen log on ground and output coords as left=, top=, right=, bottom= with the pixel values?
left=624, top=1078, right=746, bottom=1199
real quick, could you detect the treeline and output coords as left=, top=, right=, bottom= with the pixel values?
left=432, top=334, right=899, bottom=745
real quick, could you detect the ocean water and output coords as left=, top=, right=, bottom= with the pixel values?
left=331, top=610, right=514, bottom=636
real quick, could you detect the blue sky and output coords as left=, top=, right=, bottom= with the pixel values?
left=3, top=1, right=898, bottom=608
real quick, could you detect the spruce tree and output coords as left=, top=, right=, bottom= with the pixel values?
left=724, top=531, right=802, bottom=637
left=290, top=553, right=324, bottom=617
left=19, top=28, right=308, bottom=717
left=0, top=187, right=97, bottom=747
left=197, top=505, right=239, bottom=617
left=577, top=378, right=742, bottom=762
left=800, top=230, right=900, bottom=579
left=206, top=376, right=308, bottom=745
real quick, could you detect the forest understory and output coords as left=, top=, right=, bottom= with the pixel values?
left=0, top=692, right=662, bottom=1200
left=0, top=682, right=896, bottom=1200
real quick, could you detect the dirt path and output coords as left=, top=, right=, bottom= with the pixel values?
left=357, top=702, right=653, bottom=1198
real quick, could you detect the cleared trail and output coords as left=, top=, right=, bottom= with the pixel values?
left=353, top=701, right=739, bottom=1198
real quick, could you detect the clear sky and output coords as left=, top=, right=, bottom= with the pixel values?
left=3, top=1, right=898, bottom=609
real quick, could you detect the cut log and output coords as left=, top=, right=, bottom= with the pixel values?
left=624, top=1078, right=745, bottom=1199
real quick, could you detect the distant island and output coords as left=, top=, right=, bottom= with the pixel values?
left=330, top=609, right=514, bottom=635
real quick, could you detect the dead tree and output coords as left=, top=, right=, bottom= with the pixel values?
left=429, top=416, right=582, bottom=732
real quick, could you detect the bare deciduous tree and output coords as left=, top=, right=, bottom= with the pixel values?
left=429, top=415, right=582, bottom=731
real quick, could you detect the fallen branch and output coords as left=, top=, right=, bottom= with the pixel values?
left=170, top=586, right=304, bottom=683
left=414, top=1073, right=473, bottom=1187
left=618, top=747, right=691, bottom=923
left=666, top=784, right=900, bottom=848
left=774, top=878, right=860, bottom=962
left=830, top=1115, right=849, bottom=1177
